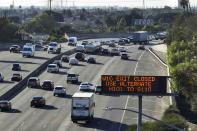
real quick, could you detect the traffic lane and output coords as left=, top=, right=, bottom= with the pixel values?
left=121, top=50, right=169, bottom=128
left=0, top=44, right=74, bottom=96
left=66, top=45, right=143, bottom=131
left=0, top=45, right=140, bottom=131
left=0, top=52, right=119, bottom=131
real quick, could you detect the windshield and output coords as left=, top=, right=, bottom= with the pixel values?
left=23, top=48, right=32, bottom=51
left=48, top=65, right=56, bottom=68
left=49, top=43, right=57, bottom=46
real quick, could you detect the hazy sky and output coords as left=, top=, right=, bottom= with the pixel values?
left=0, top=0, right=197, bottom=8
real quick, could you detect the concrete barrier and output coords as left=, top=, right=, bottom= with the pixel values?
left=0, top=49, right=76, bottom=101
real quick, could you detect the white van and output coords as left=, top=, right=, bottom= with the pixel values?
left=22, top=43, right=35, bottom=57
left=76, top=45, right=84, bottom=52
left=68, top=37, right=77, bottom=46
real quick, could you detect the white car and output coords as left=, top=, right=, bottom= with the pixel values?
left=53, top=86, right=66, bottom=96
left=119, top=46, right=126, bottom=52
left=69, top=58, right=78, bottom=65
left=47, top=64, right=59, bottom=73
left=79, top=82, right=91, bottom=91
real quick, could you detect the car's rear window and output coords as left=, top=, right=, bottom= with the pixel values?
left=0, top=102, right=7, bottom=104
left=13, top=74, right=20, bottom=76
left=55, top=87, right=64, bottom=90
left=68, top=74, right=76, bottom=77
left=48, top=65, right=56, bottom=68
left=33, top=97, right=41, bottom=100
left=29, top=79, right=37, bottom=82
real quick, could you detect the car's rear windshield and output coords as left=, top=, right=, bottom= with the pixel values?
left=48, top=65, right=56, bottom=68
left=0, top=102, right=7, bottom=104
left=13, top=74, right=20, bottom=76
left=13, top=64, right=19, bottom=66
left=44, top=81, right=51, bottom=84
left=67, top=74, right=76, bottom=77
left=33, top=97, right=41, bottom=100
left=28, top=79, right=37, bottom=82
left=55, top=87, right=64, bottom=90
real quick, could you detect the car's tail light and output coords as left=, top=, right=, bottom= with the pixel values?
left=5, top=104, right=9, bottom=107
left=62, top=90, right=65, bottom=93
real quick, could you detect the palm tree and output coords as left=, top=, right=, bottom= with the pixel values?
left=180, top=0, right=189, bottom=12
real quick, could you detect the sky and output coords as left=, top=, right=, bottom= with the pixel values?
left=0, top=0, right=197, bottom=8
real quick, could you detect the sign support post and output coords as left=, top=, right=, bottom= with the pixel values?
left=138, top=94, right=142, bottom=131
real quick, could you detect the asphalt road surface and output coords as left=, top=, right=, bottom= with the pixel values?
left=0, top=39, right=169, bottom=131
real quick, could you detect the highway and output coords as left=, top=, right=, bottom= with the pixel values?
left=0, top=39, right=169, bottom=131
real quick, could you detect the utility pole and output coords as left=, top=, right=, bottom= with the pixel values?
left=49, top=0, right=52, bottom=15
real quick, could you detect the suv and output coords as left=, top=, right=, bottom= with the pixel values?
left=111, top=48, right=120, bottom=56
left=67, top=73, right=79, bottom=83
left=75, top=52, right=85, bottom=61
left=53, top=60, right=62, bottom=67
left=53, top=86, right=66, bottom=96
left=30, top=96, right=46, bottom=107
left=12, top=63, right=21, bottom=71
left=47, top=64, right=59, bottom=73
left=27, top=77, right=40, bottom=88
left=101, top=48, right=109, bottom=55
left=0, top=73, right=4, bottom=82
left=10, top=45, right=21, bottom=53
left=11, top=73, right=22, bottom=81
left=41, top=80, right=54, bottom=90
left=0, top=100, right=12, bottom=111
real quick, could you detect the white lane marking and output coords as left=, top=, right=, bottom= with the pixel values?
left=118, top=51, right=145, bottom=131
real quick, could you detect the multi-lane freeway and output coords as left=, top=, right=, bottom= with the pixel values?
left=0, top=38, right=169, bottom=131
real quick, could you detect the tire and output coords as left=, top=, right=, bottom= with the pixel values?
left=53, top=93, right=55, bottom=96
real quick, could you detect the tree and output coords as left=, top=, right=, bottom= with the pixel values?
left=180, top=0, right=189, bottom=12
left=104, top=15, right=115, bottom=27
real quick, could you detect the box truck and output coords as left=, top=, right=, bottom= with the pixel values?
left=132, top=31, right=149, bottom=44
left=68, top=37, right=77, bottom=46
left=71, top=92, right=95, bottom=123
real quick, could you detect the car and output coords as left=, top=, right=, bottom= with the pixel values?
left=79, top=82, right=91, bottom=91
left=11, top=73, right=22, bottom=81
left=41, top=80, right=54, bottom=90
left=109, top=42, right=116, bottom=47
left=104, top=41, right=111, bottom=45
left=0, top=73, right=4, bottom=82
left=101, top=48, right=109, bottom=55
left=110, top=48, right=120, bottom=56
left=27, top=77, right=40, bottom=88
left=12, top=63, right=21, bottom=71
left=9, top=45, right=21, bottom=53
left=76, top=45, right=85, bottom=52
left=75, top=52, right=85, bottom=61
left=82, top=41, right=89, bottom=46
left=53, top=60, right=62, bottom=67
left=30, top=96, right=45, bottom=107
left=47, top=64, right=59, bottom=73
left=138, top=45, right=145, bottom=50
left=67, top=73, right=79, bottom=83
left=0, top=100, right=12, bottom=111
left=119, top=46, right=126, bottom=52
left=122, top=38, right=130, bottom=44
left=118, top=39, right=125, bottom=45
left=61, top=55, right=70, bottom=62
left=87, top=57, right=96, bottom=63
left=43, top=45, right=49, bottom=51
left=53, top=86, right=66, bottom=96
left=69, top=58, right=78, bottom=65
left=121, top=53, right=129, bottom=60
left=94, top=86, right=102, bottom=94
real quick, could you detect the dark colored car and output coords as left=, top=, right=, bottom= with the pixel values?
left=109, top=42, right=116, bottom=47
left=0, top=100, right=12, bottom=111
left=101, top=48, right=109, bottom=55
left=41, top=80, right=54, bottom=90
left=118, top=40, right=125, bottom=45
left=138, top=45, right=145, bottom=50
left=87, top=57, right=96, bottom=63
left=121, top=53, right=129, bottom=60
left=30, top=96, right=46, bottom=107
left=10, top=45, right=21, bottom=53
left=94, top=86, right=102, bottom=95
left=27, top=77, right=40, bottom=88
left=61, top=55, right=69, bottom=62
left=11, top=73, right=22, bottom=81
left=12, top=63, right=21, bottom=71
left=75, top=52, right=85, bottom=61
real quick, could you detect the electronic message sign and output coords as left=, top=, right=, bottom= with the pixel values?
left=101, top=75, right=167, bottom=95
